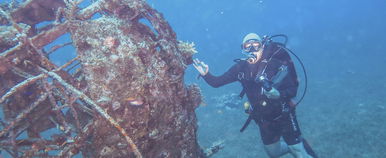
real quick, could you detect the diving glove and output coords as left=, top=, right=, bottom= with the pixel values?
left=264, top=87, right=280, bottom=99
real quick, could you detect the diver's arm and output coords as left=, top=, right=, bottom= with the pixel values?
left=277, top=65, right=299, bottom=100
left=265, top=76, right=297, bottom=100
left=202, top=64, right=239, bottom=88
left=265, top=58, right=298, bottom=100
left=278, top=84, right=298, bottom=99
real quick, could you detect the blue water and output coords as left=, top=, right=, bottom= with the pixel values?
left=147, top=0, right=386, bottom=157
left=1, top=0, right=386, bottom=157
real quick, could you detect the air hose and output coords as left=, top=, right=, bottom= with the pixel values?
left=263, top=34, right=308, bottom=106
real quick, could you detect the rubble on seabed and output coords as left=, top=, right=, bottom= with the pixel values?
left=212, top=93, right=244, bottom=110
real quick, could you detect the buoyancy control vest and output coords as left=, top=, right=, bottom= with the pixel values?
left=238, top=35, right=306, bottom=132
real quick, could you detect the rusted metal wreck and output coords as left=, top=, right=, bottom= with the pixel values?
left=0, top=0, right=208, bottom=157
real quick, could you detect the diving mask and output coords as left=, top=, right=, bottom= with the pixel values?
left=242, top=39, right=262, bottom=52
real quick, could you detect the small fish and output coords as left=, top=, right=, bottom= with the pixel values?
left=125, top=97, right=144, bottom=106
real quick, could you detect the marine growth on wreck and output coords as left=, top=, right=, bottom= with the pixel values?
left=0, top=0, right=207, bottom=157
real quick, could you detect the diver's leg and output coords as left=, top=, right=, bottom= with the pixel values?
left=264, top=139, right=290, bottom=158
left=288, top=142, right=313, bottom=158
left=282, top=108, right=315, bottom=158
left=256, top=119, right=289, bottom=158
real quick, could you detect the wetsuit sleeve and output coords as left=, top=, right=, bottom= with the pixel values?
left=278, top=76, right=298, bottom=99
left=277, top=63, right=299, bottom=100
left=202, top=64, right=240, bottom=88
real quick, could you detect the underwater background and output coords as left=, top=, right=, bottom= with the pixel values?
left=148, top=0, right=386, bottom=157
left=0, top=0, right=385, bottom=157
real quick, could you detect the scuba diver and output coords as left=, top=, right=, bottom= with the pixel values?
left=193, top=33, right=317, bottom=158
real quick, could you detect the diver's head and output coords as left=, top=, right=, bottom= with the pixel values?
left=242, top=33, right=262, bottom=52
left=242, top=33, right=263, bottom=63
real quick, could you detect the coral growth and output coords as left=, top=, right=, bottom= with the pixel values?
left=0, top=0, right=205, bottom=157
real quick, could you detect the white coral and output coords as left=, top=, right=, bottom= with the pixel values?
left=177, top=41, right=198, bottom=55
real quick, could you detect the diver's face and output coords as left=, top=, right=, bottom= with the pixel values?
left=246, top=48, right=263, bottom=64
left=252, top=48, right=263, bottom=61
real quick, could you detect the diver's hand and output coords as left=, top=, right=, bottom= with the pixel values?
left=264, top=88, right=280, bottom=99
left=193, top=58, right=209, bottom=76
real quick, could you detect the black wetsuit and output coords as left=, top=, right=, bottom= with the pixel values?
left=202, top=43, right=302, bottom=145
